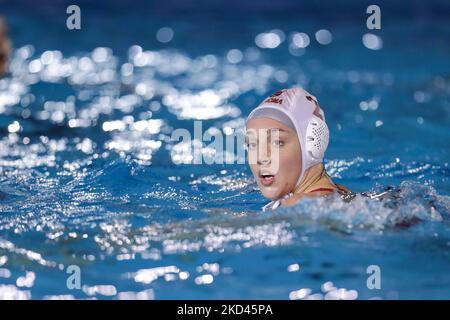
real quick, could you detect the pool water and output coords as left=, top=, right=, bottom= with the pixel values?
left=0, top=0, right=449, bottom=299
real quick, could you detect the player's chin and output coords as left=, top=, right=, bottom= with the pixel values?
left=258, top=183, right=284, bottom=200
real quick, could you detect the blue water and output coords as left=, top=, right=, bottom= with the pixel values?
left=0, top=0, right=449, bottom=299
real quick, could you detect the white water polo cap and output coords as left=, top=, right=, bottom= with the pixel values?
left=246, top=87, right=329, bottom=188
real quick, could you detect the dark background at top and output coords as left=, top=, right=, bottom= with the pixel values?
left=1, top=0, right=449, bottom=57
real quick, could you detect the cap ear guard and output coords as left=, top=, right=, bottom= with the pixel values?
left=305, top=115, right=329, bottom=161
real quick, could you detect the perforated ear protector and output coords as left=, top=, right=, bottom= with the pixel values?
left=305, top=115, right=329, bottom=160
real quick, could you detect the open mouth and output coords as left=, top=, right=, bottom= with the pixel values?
left=259, top=173, right=275, bottom=186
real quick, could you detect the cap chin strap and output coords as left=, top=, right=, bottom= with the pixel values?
left=262, top=192, right=293, bottom=212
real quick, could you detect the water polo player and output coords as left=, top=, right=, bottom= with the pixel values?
left=245, top=87, right=351, bottom=210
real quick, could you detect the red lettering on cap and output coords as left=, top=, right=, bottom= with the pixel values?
left=265, top=97, right=283, bottom=104
left=264, top=90, right=285, bottom=104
